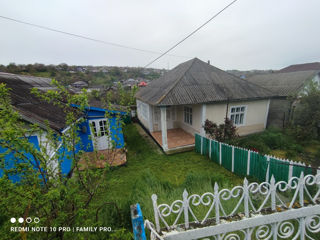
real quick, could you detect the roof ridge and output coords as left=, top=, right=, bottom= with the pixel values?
left=211, top=65, right=275, bottom=96
left=156, top=58, right=196, bottom=105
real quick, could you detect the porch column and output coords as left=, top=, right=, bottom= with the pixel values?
left=200, top=104, right=206, bottom=136
left=160, top=106, right=168, bottom=150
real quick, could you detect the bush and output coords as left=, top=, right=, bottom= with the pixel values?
left=286, top=150, right=297, bottom=159
left=238, top=139, right=270, bottom=154
left=203, top=118, right=237, bottom=141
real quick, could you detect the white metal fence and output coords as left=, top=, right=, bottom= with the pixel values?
left=144, top=173, right=320, bottom=240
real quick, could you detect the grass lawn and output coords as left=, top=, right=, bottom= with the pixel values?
left=98, top=123, right=242, bottom=229
left=232, top=128, right=320, bottom=167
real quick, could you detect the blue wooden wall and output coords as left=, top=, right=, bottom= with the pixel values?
left=0, top=106, right=126, bottom=181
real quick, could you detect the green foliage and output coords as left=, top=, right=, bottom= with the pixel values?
left=292, top=81, right=320, bottom=140
left=203, top=118, right=237, bottom=141
left=1, top=63, right=160, bottom=87
left=107, top=228, right=133, bottom=240
left=100, top=124, right=242, bottom=229
left=0, top=82, right=129, bottom=239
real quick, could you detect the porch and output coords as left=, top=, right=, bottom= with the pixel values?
left=151, top=128, right=195, bottom=153
left=79, top=148, right=127, bottom=170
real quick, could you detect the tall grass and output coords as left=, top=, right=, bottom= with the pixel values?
left=128, top=169, right=240, bottom=227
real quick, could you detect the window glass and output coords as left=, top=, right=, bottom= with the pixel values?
left=91, top=122, right=97, bottom=137
left=184, top=107, right=193, bottom=125
left=230, top=106, right=246, bottom=126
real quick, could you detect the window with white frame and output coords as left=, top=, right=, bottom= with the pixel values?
left=230, top=106, right=246, bottom=125
left=184, top=106, right=192, bottom=125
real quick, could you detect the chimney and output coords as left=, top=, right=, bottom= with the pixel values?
left=207, top=60, right=210, bottom=65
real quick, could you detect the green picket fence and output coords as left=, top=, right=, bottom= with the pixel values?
left=195, top=133, right=315, bottom=182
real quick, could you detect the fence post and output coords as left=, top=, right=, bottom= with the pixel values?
left=200, top=136, right=203, bottom=155
left=299, top=217, right=306, bottom=240
left=231, top=146, right=235, bottom=173
left=243, top=178, right=249, bottom=217
left=219, top=142, right=222, bottom=165
left=183, top=189, right=189, bottom=229
left=270, top=175, right=276, bottom=211
left=299, top=172, right=305, bottom=207
left=247, top=150, right=251, bottom=176
left=317, top=168, right=320, bottom=193
left=266, top=155, right=270, bottom=182
left=151, top=194, right=161, bottom=232
left=288, top=161, right=293, bottom=181
left=131, top=203, right=147, bottom=240
left=214, top=182, right=220, bottom=224
left=209, top=139, right=212, bottom=160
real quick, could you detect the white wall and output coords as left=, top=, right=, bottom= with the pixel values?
left=175, top=104, right=202, bottom=136
left=136, top=99, right=150, bottom=130
left=204, top=99, right=270, bottom=136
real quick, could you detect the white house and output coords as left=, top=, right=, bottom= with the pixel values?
left=135, top=58, right=274, bottom=153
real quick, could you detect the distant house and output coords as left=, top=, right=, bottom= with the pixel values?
left=278, top=62, right=320, bottom=73
left=246, top=70, right=320, bottom=128
left=135, top=58, right=274, bottom=153
left=72, top=80, right=88, bottom=88
left=138, top=81, right=147, bottom=87
left=0, top=72, right=125, bottom=181
left=123, top=78, right=138, bottom=89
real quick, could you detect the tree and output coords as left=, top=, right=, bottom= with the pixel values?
left=0, top=81, right=132, bottom=239
left=292, top=81, right=320, bottom=140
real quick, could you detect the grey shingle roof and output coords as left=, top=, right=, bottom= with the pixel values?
left=136, top=58, right=274, bottom=106
left=279, top=62, right=320, bottom=73
left=246, top=70, right=318, bottom=97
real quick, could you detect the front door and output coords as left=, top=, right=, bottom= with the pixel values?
left=89, top=119, right=110, bottom=150
left=166, top=108, right=174, bottom=129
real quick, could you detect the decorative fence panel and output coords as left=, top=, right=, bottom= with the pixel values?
left=143, top=173, right=320, bottom=240
left=195, top=133, right=316, bottom=182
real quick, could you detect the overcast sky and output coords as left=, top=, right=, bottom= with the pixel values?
left=1, top=0, right=320, bottom=70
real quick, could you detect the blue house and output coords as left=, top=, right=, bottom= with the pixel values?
left=77, top=105, right=125, bottom=153
left=0, top=72, right=126, bottom=182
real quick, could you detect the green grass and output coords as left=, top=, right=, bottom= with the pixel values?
left=232, top=128, right=320, bottom=166
left=98, top=124, right=242, bottom=229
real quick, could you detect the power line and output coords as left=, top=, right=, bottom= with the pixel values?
left=0, top=15, right=188, bottom=59
left=144, top=0, right=239, bottom=68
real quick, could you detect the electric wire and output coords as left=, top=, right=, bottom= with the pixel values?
left=143, top=0, right=239, bottom=68
left=0, top=15, right=188, bottom=59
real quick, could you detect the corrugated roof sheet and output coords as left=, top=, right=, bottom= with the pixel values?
left=0, top=72, right=71, bottom=131
left=136, top=58, right=274, bottom=106
left=246, top=70, right=318, bottom=97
